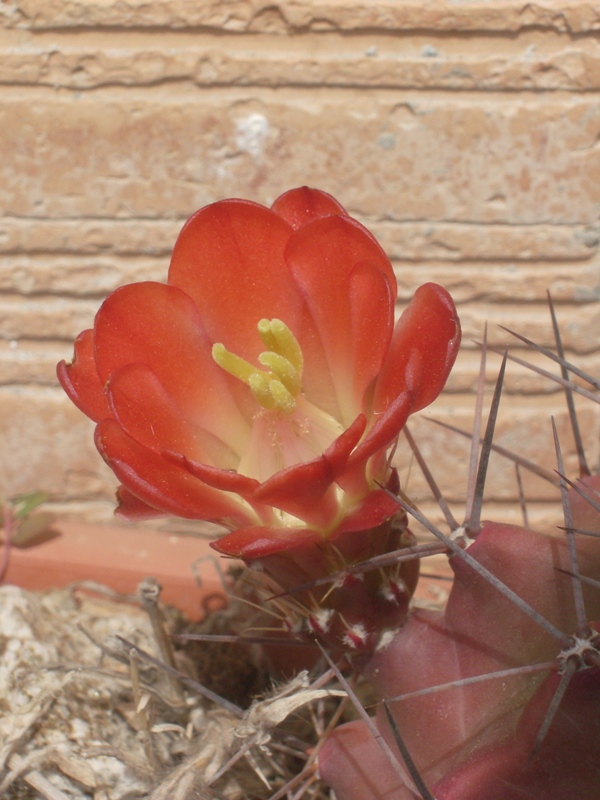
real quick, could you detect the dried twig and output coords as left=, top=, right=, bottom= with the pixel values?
left=4, top=751, right=71, bottom=800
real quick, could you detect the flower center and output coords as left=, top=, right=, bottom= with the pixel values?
left=212, top=319, right=304, bottom=415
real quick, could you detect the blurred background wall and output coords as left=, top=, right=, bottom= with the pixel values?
left=1, top=0, right=599, bottom=532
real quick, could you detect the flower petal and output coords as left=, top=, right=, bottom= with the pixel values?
left=57, top=329, right=110, bottom=422
left=115, top=485, right=165, bottom=520
left=93, top=281, right=250, bottom=454
left=106, top=362, right=239, bottom=469
left=374, top=282, right=461, bottom=415
left=335, top=489, right=400, bottom=535
left=164, top=453, right=261, bottom=496
left=168, top=199, right=304, bottom=363
left=211, top=524, right=320, bottom=560
left=270, top=186, right=348, bottom=230
left=95, top=419, right=255, bottom=525
left=344, top=391, right=413, bottom=479
left=285, top=215, right=396, bottom=425
left=252, top=413, right=367, bottom=527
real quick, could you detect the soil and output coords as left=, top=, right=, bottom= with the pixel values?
left=0, top=581, right=337, bottom=800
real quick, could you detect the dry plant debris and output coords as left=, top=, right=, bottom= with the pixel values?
left=0, top=583, right=345, bottom=800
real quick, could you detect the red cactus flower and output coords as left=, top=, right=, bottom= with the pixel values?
left=58, top=187, right=460, bottom=578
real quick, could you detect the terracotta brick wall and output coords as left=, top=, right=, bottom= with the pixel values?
left=1, top=0, right=599, bottom=532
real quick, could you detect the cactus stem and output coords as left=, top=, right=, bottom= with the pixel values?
left=317, top=642, right=412, bottom=788
left=266, top=541, right=445, bottom=601
left=228, top=587, right=293, bottom=623
left=387, top=491, right=568, bottom=643
left=384, top=661, right=556, bottom=704
left=340, top=620, right=369, bottom=650
left=555, top=566, right=600, bottom=589
left=531, top=659, right=578, bottom=756
left=383, top=701, right=435, bottom=800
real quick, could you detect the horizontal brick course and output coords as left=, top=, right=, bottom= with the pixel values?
left=2, top=93, right=600, bottom=224
left=1, top=1, right=598, bottom=528
left=5, top=1, right=600, bottom=34
left=2, top=218, right=597, bottom=260
left=2, top=32, right=600, bottom=92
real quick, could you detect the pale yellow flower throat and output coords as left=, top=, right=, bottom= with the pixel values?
left=212, top=319, right=304, bottom=415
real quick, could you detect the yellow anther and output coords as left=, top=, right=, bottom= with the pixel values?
left=257, top=318, right=278, bottom=352
left=271, top=319, right=304, bottom=374
left=258, top=351, right=301, bottom=396
left=212, top=319, right=304, bottom=415
left=258, top=319, right=304, bottom=375
left=248, top=372, right=277, bottom=410
left=268, top=379, right=296, bottom=414
left=212, top=343, right=256, bottom=383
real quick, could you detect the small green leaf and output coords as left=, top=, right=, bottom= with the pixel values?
left=11, top=492, right=50, bottom=519
left=12, top=513, right=56, bottom=547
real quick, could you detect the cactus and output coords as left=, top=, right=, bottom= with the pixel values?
left=319, top=335, right=600, bottom=799
left=57, top=187, right=600, bottom=798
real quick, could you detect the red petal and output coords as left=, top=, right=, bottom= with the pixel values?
left=115, top=485, right=165, bottom=520
left=57, top=329, right=110, bottom=422
left=168, top=199, right=303, bottom=364
left=335, top=489, right=400, bottom=535
left=211, top=525, right=320, bottom=560
left=285, top=215, right=396, bottom=425
left=374, top=283, right=461, bottom=415
left=164, top=452, right=261, bottom=495
left=252, top=414, right=367, bottom=527
left=345, top=391, right=413, bottom=475
left=270, top=186, right=348, bottom=230
left=162, top=454, right=281, bottom=527
left=93, top=281, right=250, bottom=452
left=95, top=419, right=255, bottom=525
left=212, top=496, right=406, bottom=594
left=106, top=362, right=241, bottom=468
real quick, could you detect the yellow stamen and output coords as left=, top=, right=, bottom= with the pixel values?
left=257, top=318, right=278, bottom=352
left=248, top=373, right=277, bottom=410
left=268, top=379, right=296, bottom=414
left=212, top=343, right=255, bottom=383
left=269, top=318, right=304, bottom=374
left=212, top=319, right=304, bottom=414
left=258, top=351, right=301, bottom=396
